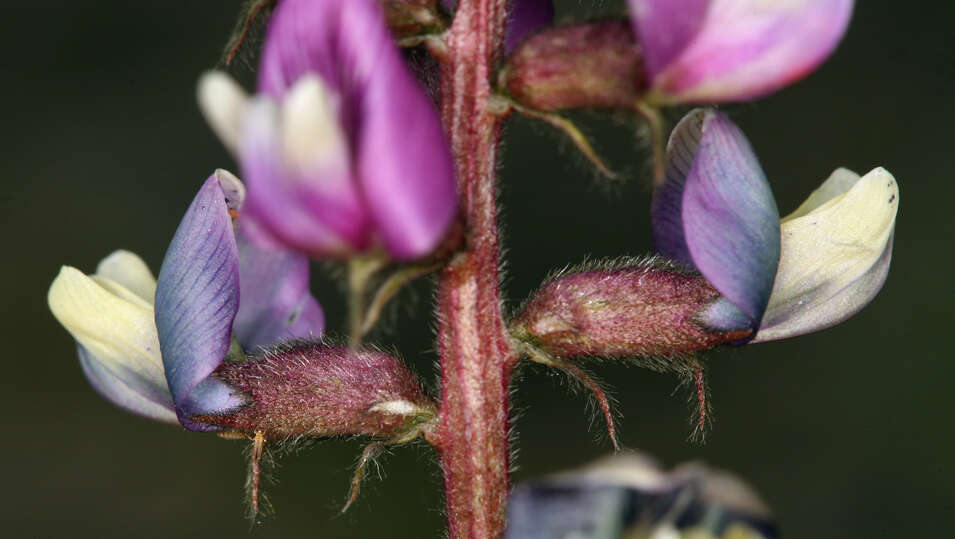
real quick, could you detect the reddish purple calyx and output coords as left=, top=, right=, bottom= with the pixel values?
left=511, top=260, right=752, bottom=359
left=193, top=342, right=435, bottom=440
left=500, top=20, right=648, bottom=111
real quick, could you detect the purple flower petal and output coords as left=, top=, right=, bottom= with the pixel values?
left=628, top=0, right=710, bottom=79
left=636, top=0, right=854, bottom=103
left=651, top=109, right=704, bottom=267
left=77, top=345, right=178, bottom=424
left=233, top=231, right=325, bottom=352
left=652, top=109, right=779, bottom=329
left=240, top=96, right=372, bottom=257
left=506, top=0, right=554, bottom=53
left=155, top=174, right=246, bottom=428
left=257, top=0, right=457, bottom=260
left=356, top=48, right=458, bottom=259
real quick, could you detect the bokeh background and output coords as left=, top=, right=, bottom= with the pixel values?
left=3, top=1, right=953, bottom=537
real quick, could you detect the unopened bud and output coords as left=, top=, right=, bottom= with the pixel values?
left=511, top=259, right=751, bottom=360
left=382, top=0, right=445, bottom=38
left=499, top=20, right=647, bottom=111
left=194, top=342, right=435, bottom=440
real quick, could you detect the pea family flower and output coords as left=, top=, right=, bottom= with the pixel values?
left=199, top=0, right=457, bottom=261
left=653, top=108, right=898, bottom=342
left=628, top=0, right=854, bottom=104
left=49, top=170, right=325, bottom=430
left=505, top=452, right=777, bottom=539
left=513, top=108, right=898, bottom=360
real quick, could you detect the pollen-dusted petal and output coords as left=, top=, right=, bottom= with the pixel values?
left=653, top=109, right=780, bottom=329
left=752, top=167, right=898, bottom=342
left=197, top=71, right=250, bottom=154
left=645, top=0, right=855, bottom=104
left=155, top=174, right=245, bottom=426
left=213, top=168, right=247, bottom=212
left=627, top=0, right=710, bottom=79
left=233, top=232, right=325, bottom=352
left=49, top=266, right=174, bottom=418
left=78, top=346, right=178, bottom=423
left=95, top=250, right=157, bottom=304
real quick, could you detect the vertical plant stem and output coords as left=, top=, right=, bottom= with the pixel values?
left=433, top=1, right=514, bottom=538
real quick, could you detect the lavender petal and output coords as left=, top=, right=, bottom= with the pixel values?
left=155, top=174, right=245, bottom=424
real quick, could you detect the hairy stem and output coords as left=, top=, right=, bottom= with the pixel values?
left=433, top=1, right=514, bottom=538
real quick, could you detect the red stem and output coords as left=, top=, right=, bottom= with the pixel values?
left=432, top=1, right=513, bottom=538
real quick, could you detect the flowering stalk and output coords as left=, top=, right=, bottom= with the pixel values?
left=432, top=0, right=514, bottom=537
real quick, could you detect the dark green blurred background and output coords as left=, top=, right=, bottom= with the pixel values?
left=3, top=1, right=953, bottom=537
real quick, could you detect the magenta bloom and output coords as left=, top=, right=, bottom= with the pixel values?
left=200, top=0, right=457, bottom=261
left=628, top=0, right=854, bottom=104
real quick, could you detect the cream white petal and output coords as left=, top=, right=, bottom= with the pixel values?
left=78, top=345, right=177, bottom=423
left=198, top=71, right=250, bottom=154
left=95, top=250, right=156, bottom=304
left=753, top=167, right=898, bottom=342
left=48, top=266, right=169, bottom=395
left=280, top=74, right=349, bottom=172
left=784, top=167, right=861, bottom=220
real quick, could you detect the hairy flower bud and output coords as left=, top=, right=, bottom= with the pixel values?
left=382, top=0, right=445, bottom=38
left=194, top=342, right=435, bottom=440
left=500, top=20, right=647, bottom=111
left=511, top=259, right=750, bottom=360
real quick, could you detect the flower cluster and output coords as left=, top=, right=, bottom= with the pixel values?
left=47, top=0, right=899, bottom=534
left=51, top=0, right=455, bottom=435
